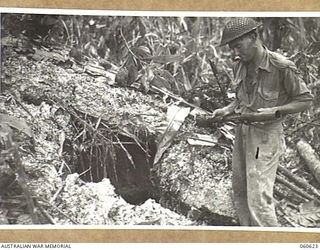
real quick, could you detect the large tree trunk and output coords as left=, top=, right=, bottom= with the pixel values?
left=297, top=140, right=320, bottom=184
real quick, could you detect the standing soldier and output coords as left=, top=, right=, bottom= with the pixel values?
left=213, top=17, right=313, bottom=226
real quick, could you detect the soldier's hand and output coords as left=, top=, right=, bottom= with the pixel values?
left=196, top=107, right=232, bottom=127
left=211, top=107, right=230, bottom=119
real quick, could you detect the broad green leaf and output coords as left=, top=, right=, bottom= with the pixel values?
left=154, top=105, right=190, bottom=165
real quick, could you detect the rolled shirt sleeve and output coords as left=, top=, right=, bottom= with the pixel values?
left=281, top=66, right=314, bottom=103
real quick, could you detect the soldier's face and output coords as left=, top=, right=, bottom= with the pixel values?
left=228, top=35, right=256, bottom=63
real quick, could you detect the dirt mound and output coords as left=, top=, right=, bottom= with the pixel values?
left=1, top=36, right=234, bottom=225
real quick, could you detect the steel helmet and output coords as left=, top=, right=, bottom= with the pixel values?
left=219, top=17, right=262, bottom=46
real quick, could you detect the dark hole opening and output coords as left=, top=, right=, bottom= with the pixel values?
left=74, top=133, right=159, bottom=205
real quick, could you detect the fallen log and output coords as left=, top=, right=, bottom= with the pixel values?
left=278, top=165, right=320, bottom=200
left=297, top=140, right=320, bottom=184
left=276, top=175, right=316, bottom=202
left=274, top=185, right=308, bottom=205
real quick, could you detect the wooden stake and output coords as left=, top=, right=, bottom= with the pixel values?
left=276, top=175, right=317, bottom=202
left=278, top=165, right=320, bottom=200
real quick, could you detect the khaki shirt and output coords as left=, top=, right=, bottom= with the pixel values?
left=233, top=48, right=313, bottom=114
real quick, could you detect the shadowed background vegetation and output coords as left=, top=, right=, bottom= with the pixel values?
left=2, top=15, right=320, bottom=108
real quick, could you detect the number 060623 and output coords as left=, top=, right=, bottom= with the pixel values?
left=300, top=244, right=319, bottom=248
